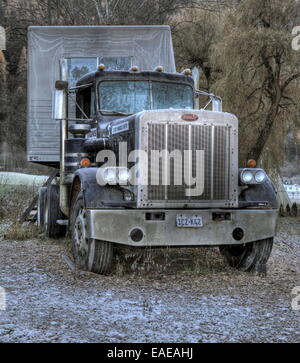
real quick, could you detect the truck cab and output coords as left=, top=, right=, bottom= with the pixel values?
left=75, top=67, right=194, bottom=129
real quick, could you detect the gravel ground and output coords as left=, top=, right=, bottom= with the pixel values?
left=0, top=217, right=299, bottom=343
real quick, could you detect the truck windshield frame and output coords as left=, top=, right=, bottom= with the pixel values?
left=98, top=80, right=194, bottom=115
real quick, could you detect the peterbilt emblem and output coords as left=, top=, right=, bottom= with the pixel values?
left=181, top=114, right=198, bottom=121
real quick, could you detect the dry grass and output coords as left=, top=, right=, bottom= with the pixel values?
left=4, top=222, right=41, bottom=241
left=112, top=245, right=228, bottom=276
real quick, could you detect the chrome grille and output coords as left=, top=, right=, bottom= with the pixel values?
left=147, top=122, right=231, bottom=203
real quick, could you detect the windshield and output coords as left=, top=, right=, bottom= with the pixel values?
left=98, top=81, right=193, bottom=115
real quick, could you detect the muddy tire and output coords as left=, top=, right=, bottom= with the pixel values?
left=44, top=185, right=66, bottom=238
left=279, top=204, right=285, bottom=217
left=70, top=191, right=113, bottom=274
left=291, top=203, right=298, bottom=217
left=219, top=238, right=273, bottom=272
left=37, top=187, right=47, bottom=227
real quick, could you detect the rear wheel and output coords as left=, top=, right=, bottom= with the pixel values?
left=44, top=185, right=67, bottom=238
left=70, top=191, right=113, bottom=274
left=219, top=238, right=273, bottom=272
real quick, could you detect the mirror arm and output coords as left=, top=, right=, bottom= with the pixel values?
left=195, top=89, right=222, bottom=112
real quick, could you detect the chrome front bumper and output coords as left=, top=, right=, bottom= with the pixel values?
left=86, top=208, right=278, bottom=247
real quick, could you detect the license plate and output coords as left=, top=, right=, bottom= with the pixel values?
left=176, top=214, right=203, bottom=228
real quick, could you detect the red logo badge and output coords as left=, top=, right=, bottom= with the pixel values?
left=181, top=114, right=198, bottom=121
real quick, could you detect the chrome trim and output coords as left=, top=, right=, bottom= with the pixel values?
left=65, top=153, right=90, bottom=158
left=164, top=123, right=168, bottom=200
left=59, top=58, right=70, bottom=216
left=210, top=125, right=215, bottom=200
left=188, top=124, right=192, bottom=199
left=65, top=162, right=96, bottom=167
left=65, top=162, right=81, bottom=167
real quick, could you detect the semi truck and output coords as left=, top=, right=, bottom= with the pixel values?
left=27, top=26, right=278, bottom=274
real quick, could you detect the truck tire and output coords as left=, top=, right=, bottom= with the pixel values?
left=70, top=191, right=113, bottom=274
left=219, top=238, right=273, bottom=272
left=44, top=185, right=67, bottom=238
left=37, top=187, right=47, bottom=227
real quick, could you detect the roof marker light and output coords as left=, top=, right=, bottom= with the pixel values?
left=182, top=68, right=192, bottom=76
left=155, top=66, right=164, bottom=72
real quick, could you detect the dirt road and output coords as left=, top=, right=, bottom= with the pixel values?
left=0, top=218, right=299, bottom=343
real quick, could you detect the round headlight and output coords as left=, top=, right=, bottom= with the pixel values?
left=241, top=170, right=254, bottom=184
left=118, top=168, right=130, bottom=184
left=103, top=168, right=117, bottom=184
left=255, top=170, right=266, bottom=183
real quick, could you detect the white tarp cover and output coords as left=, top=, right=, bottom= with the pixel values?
left=27, top=26, right=176, bottom=163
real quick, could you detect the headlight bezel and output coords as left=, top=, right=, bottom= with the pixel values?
left=100, top=166, right=131, bottom=185
left=239, top=168, right=267, bottom=185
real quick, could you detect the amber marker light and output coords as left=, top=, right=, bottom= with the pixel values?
left=130, top=66, right=139, bottom=72
left=182, top=68, right=192, bottom=76
left=98, top=64, right=106, bottom=71
left=80, top=158, right=91, bottom=168
left=247, top=159, right=257, bottom=168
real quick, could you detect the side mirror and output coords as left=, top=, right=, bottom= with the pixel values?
left=52, top=81, right=68, bottom=120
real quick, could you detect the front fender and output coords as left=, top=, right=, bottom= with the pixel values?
left=239, top=175, right=279, bottom=209
left=70, top=168, right=124, bottom=209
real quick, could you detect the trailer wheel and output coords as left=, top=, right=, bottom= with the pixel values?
left=219, top=238, right=273, bottom=272
left=70, top=191, right=113, bottom=274
left=44, top=185, right=66, bottom=238
left=37, top=187, right=47, bottom=227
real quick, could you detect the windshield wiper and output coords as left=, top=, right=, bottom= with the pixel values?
left=99, top=109, right=131, bottom=116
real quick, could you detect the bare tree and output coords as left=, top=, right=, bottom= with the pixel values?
left=211, top=0, right=300, bottom=166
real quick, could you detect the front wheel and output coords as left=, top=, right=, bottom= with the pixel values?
left=219, top=238, right=273, bottom=272
left=70, top=192, right=113, bottom=274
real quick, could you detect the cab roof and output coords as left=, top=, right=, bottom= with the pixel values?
left=76, top=70, right=194, bottom=88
